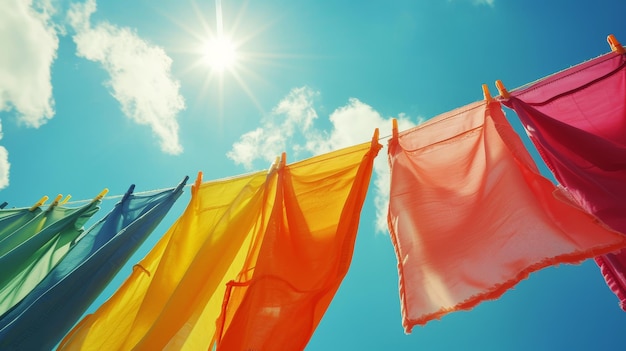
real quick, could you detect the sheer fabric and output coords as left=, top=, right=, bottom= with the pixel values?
left=387, top=100, right=626, bottom=333
left=503, top=52, right=626, bottom=309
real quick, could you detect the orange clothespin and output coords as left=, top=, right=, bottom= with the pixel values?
left=392, top=118, right=398, bottom=139
left=92, top=188, right=109, bottom=203
left=371, top=128, right=380, bottom=145
left=608, top=34, right=625, bottom=54
left=495, top=80, right=510, bottom=99
left=482, top=84, right=492, bottom=103
left=279, top=152, right=287, bottom=169
left=192, top=171, right=203, bottom=193
left=29, top=195, right=49, bottom=211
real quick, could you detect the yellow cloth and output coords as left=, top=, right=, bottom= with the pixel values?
left=58, top=170, right=277, bottom=351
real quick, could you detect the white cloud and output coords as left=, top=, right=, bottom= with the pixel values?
left=227, top=86, right=418, bottom=233
left=227, top=87, right=320, bottom=168
left=0, top=122, right=9, bottom=189
left=67, top=0, right=185, bottom=154
left=0, top=0, right=59, bottom=128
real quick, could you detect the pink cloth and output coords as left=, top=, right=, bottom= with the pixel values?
left=503, top=52, right=626, bottom=310
left=387, top=100, right=626, bottom=333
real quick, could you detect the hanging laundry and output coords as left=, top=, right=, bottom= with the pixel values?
left=387, top=100, right=626, bottom=333
left=0, top=199, right=101, bottom=317
left=0, top=178, right=186, bottom=350
left=58, top=170, right=279, bottom=351
left=501, top=51, right=626, bottom=310
left=0, top=206, right=42, bottom=242
left=213, top=134, right=381, bottom=351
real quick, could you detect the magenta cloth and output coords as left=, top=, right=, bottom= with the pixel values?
left=502, top=51, right=626, bottom=310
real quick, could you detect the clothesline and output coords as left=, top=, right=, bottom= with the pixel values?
left=26, top=37, right=626, bottom=208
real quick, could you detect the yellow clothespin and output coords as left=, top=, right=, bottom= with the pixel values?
left=392, top=118, right=398, bottom=139
left=495, top=80, right=510, bottom=99
left=268, top=156, right=281, bottom=174
left=49, top=194, right=63, bottom=208
left=29, top=195, right=49, bottom=211
left=482, top=84, right=492, bottom=103
left=60, top=195, right=71, bottom=205
left=608, top=34, right=625, bottom=54
left=92, top=188, right=109, bottom=203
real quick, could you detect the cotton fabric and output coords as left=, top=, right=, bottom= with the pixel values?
left=387, top=100, right=626, bottom=333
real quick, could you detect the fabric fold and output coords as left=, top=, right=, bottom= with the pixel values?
left=502, top=51, right=626, bottom=310
left=214, top=138, right=381, bottom=351
left=0, top=178, right=187, bottom=350
left=0, top=200, right=101, bottom=317
left=387, top=100, right=626, bottom=333
left=58, top=171, right=278, bottom=351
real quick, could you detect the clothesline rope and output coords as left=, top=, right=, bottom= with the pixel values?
left=34, top=49, right=622, bottom=207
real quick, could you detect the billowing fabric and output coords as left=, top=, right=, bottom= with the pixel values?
left=214, top=138, right=381, bottom=351
left=0, top=207, right=41, bottom=242
left=0, top=179, right=186, bottom=350
left=58, top=170, right=278, bottom=351
left=502, top=52, right=626, bottom=309
left=0, top=201, right=100, bottom=317
left=387, top=100, right=626, bottom=333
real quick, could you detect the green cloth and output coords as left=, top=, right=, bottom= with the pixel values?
left=0, top=201, right=100, bottom=316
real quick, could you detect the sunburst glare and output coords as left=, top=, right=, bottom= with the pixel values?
left=202, top=35, right=237, bottom=71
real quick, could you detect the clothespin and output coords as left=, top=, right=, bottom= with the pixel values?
left=482, top=84, right=492, bottom=103
left=268, top=156, right=280, bottom=174
left=48, top=194, right=63, bottom=209
left=60, top=195, right=71, bottom=205
left=279, top=152, right=287, bottom=169
left=371, top=128, right=380, bottom=145
left=495, top=80, right=510, bottom=99
left=29, top=195, right=49, bottom=211
left=121, top=184, right=136, bottom=203
left=92, top=188, right=109, bottom=203
left=193, top=171, right=203, bottom=192
left=0, top=201, right=7, bottom=209
left=608, top=34, right=625, bottom=54
left=392, top=118, right=398, bottom=139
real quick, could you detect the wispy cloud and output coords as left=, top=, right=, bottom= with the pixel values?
left=67, top=0, right=185, bottom=154
left=474, top=0, right=494, bottom=6
left=0, top=0, right=58, bottom=128
left=227, top=86, right=418, bottom=233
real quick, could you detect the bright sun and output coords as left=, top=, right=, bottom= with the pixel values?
left=202, top=36, right=237, bottom=71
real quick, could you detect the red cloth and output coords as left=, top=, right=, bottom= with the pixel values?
left=503, top=52, right=626, bottom=310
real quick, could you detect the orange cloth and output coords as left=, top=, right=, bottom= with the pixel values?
left=58, top=170, right=278, bottom=351
left=214, top=136, right=381, bottom=351
left=387, top=101, right=626, bottom=333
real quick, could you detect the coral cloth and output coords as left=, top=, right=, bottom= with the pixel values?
left=502, top=52, right=626, bottom=310
left=387, top=100, right=626, bottom=333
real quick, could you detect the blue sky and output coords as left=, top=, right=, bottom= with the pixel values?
left=2, top=0, right=626, bottom=349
